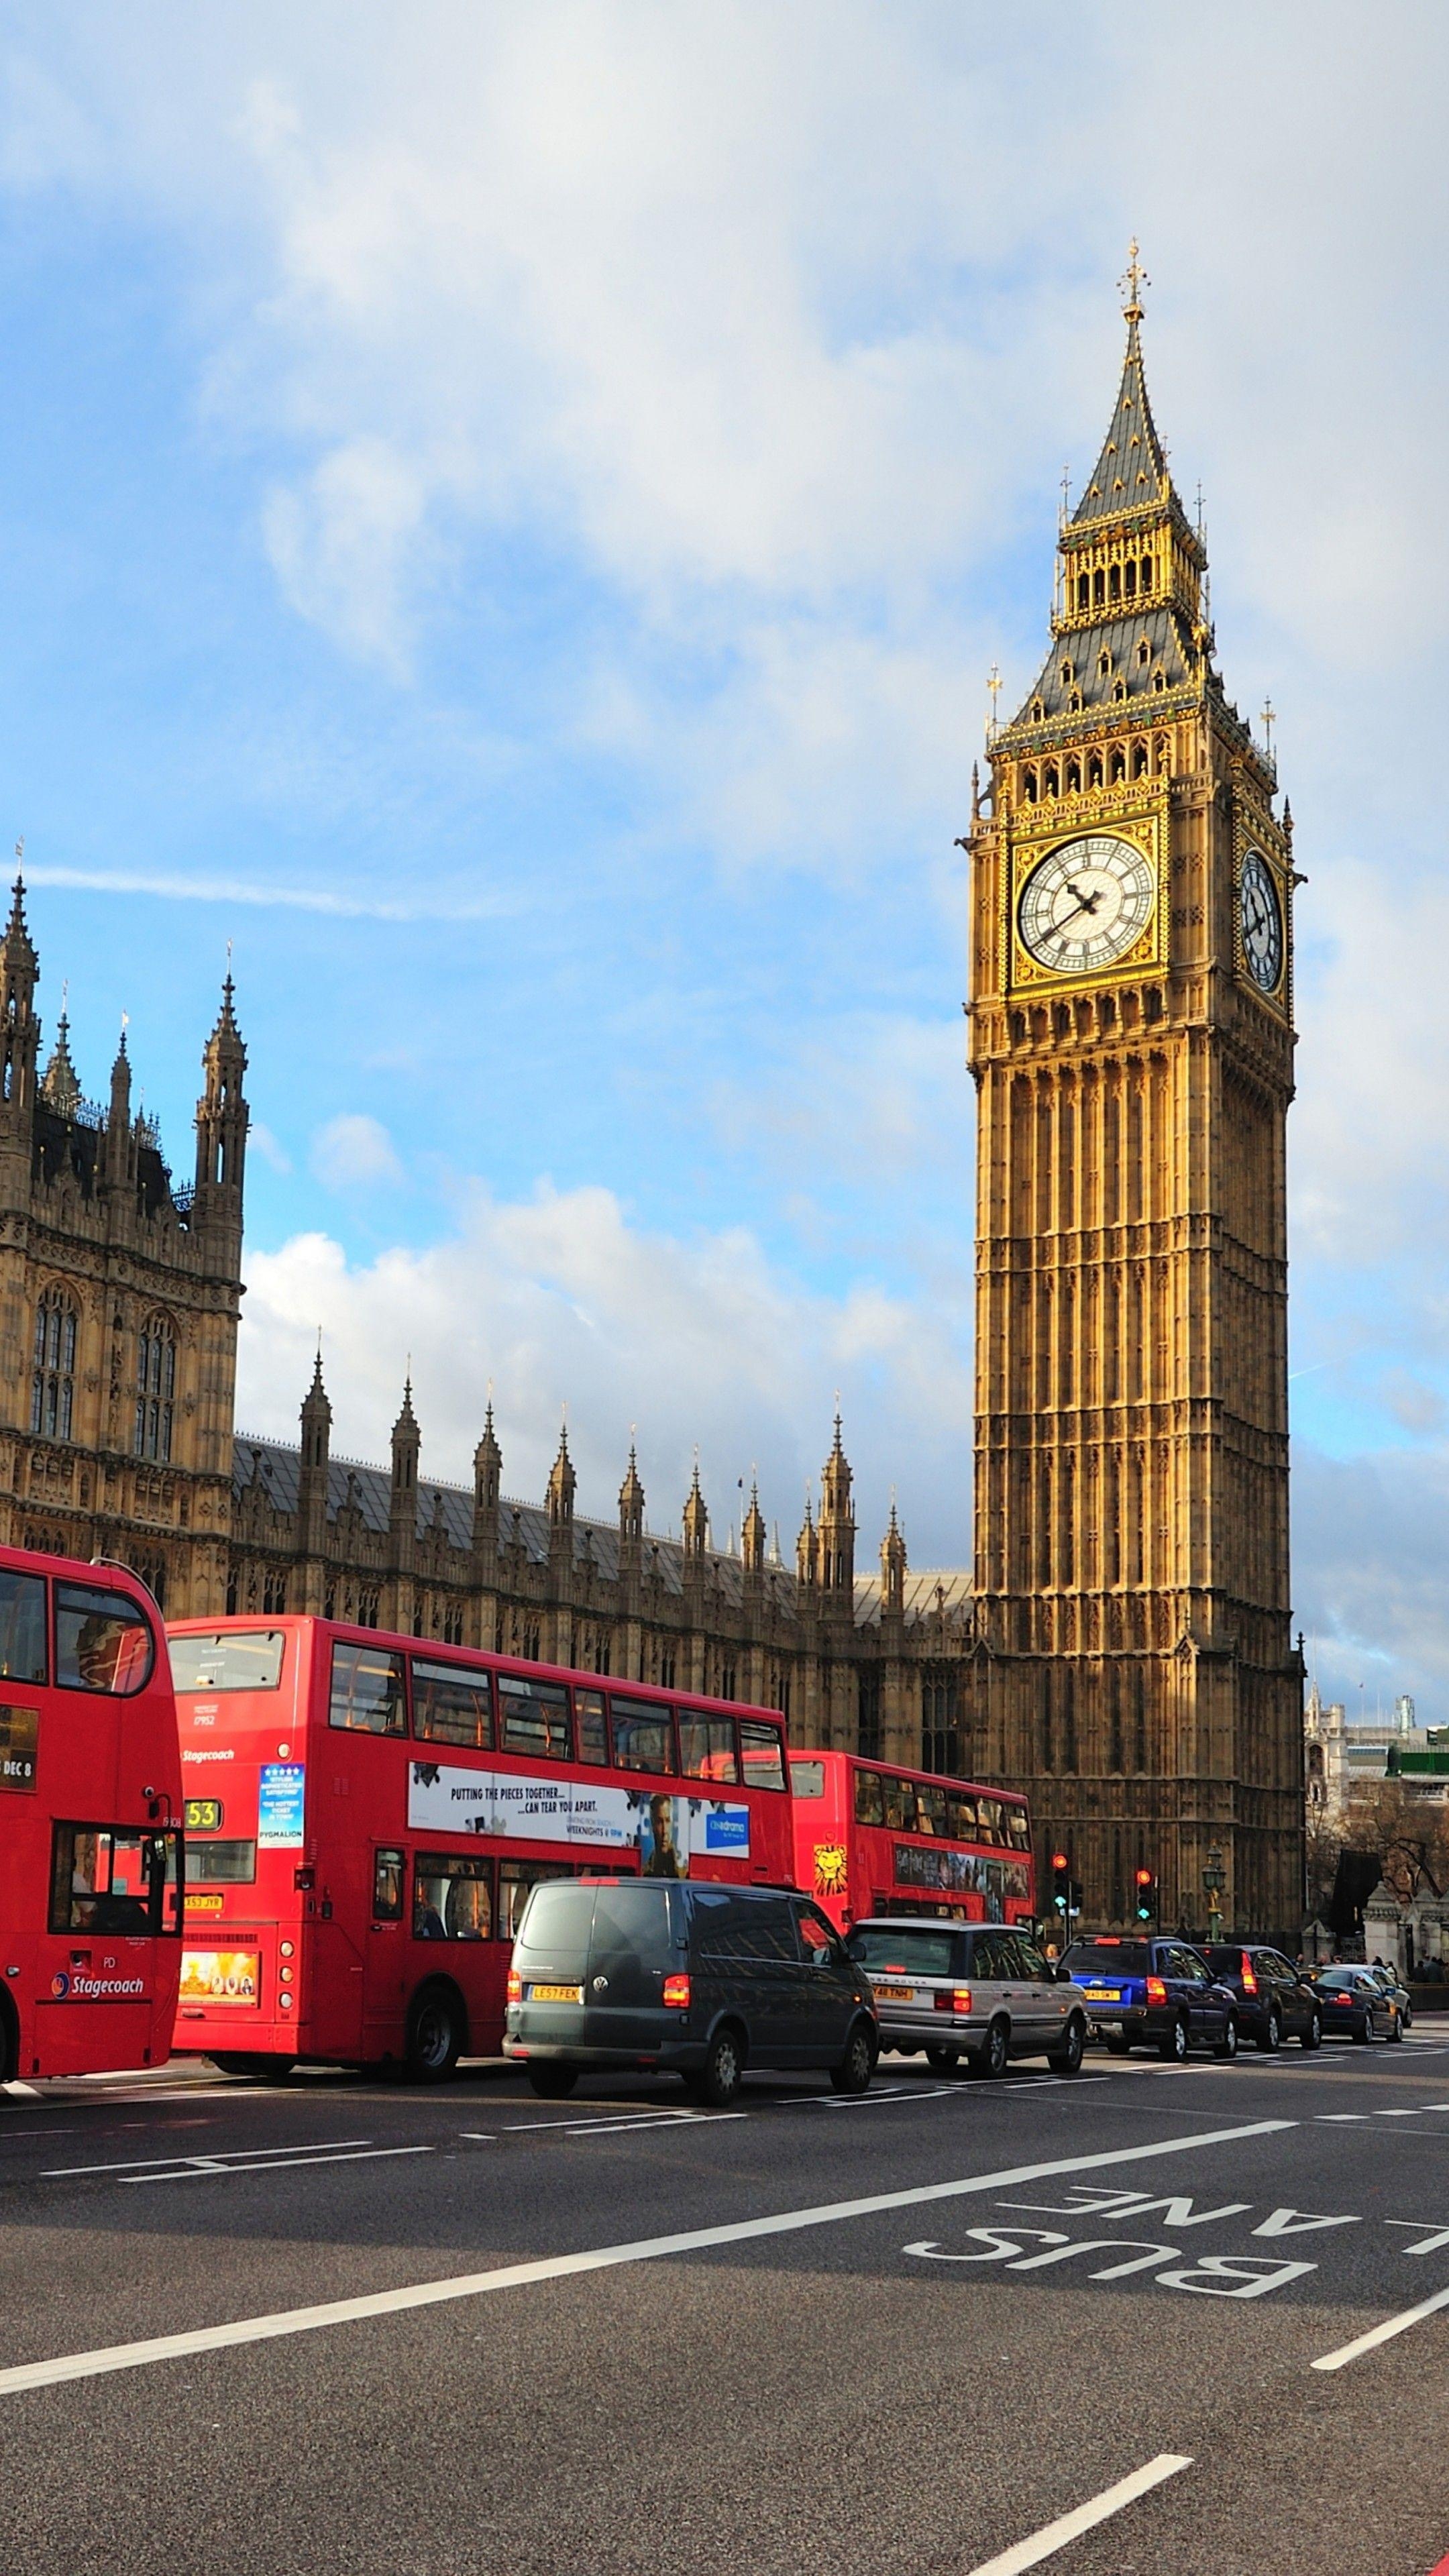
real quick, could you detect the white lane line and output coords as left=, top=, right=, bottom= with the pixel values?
left=124, top=2147, right=434, bottom=2185
left=1313, top=2283, right=1449, bottom=2372
left=43, top=2139, right=374, bottom=2178
left=962, top=2453, right=1193, bottom=2575
left=498, top=2111, right=715, bottom=2133
left=0, top=2117, right=1290, bottom=2399
left=811, top=2086, right=961, bottom=2110
left=1317, top=2115, right=1370, bottom=2124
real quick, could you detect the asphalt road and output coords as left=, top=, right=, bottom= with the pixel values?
left=4, top=2025, right=1449, bottom=2576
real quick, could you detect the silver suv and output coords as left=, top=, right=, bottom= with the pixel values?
left=845, top=1918, right=1087, bottom=2078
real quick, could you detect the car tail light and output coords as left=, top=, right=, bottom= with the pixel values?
left=934, top=1986, right=972, bottom=2015
left=662, top=1973, right=691, bottom=2008
left=1241, top=1960, right=1258, bottom=1994
left=506, top=1970, right=522, bottom=2005
left=1146, top=1976, right=1167, bottom=2004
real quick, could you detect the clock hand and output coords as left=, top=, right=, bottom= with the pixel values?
left=1056, top=883, right=1104, bottom=927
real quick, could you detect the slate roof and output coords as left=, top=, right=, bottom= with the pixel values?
left=1013, top=604, right=1194, bottom=731
left=1071, top=317, right=1169, bottom=525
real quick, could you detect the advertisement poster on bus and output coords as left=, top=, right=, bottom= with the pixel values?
left=407, top=1761, right=750, bottom=1868
left=178, top=1948, right=260, bottom=2008
left=0, top=1703, right=37, bottom=1792
left=257, top=1763, right=306, bottom=1848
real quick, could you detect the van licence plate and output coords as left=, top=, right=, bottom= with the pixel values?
left=529, top=1983, right=583, bottom=2004
left=873, top=1985, right=916, bottom=2003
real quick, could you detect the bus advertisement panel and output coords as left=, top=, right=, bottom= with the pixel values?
left=788, top=1750, right=1034, bottom=1935
left=0, top=1545, right=182, bottom=2084
left=165, top=1616, right=794, bottom=2080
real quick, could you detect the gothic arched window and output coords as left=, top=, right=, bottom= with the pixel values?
left=136, top=1315, right=176, bottom=1462
left=32, top=1288, right=77, bottom=1440
left=1140, top=555, right=1155, bottom=592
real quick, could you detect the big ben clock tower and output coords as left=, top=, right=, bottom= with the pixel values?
left=967, top=252, right=1303, bottom=1937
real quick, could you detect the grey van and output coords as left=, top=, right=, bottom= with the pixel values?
left=503, top=1877, right=879, bottom=2107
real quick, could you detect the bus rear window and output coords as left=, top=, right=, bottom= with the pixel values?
left=170, top=1631, right=284, bottom=1694
left=790, top=1760, right=825, bottom=1799
left=330, top=1641, right=406, bottom=1735
left=187, top=1839, right=256, bottom=1884
left=739, top=1721, right=786, bottom=1792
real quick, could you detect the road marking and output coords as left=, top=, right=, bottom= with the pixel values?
left=1317, top=2114, right=1371, bottom=2123
left=961, top=2453, right=1193, bottom=2575
left=811, top=2085, right=961, bottom=2110
left=124, top=2146, right=435, bottom=2185
left=0, top=2116, right=1289, bottom=2398
left=1312, top=2283, right=1449, bottom=2371
left=498, top=2110, right=725, bottom=2133
left=44, top=2139, right=374, bottom=2178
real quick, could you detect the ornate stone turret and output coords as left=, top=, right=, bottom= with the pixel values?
left=880, top=1499, right=906, bottom=1616
left=546, top=1421, right=576, bottom=1532
left=741, top=1477, right=766, bottom=1578
left=0, top=877, right=39, bottom=1118
left=619, top=1442, right=645, bottom=1550
left=194, top=973, right=248, bottom=1271
left=817, top=1412, right=855, bottom=1599
left=682, top=1460, right=708, bottom=1565
left=388, top=1377, right=419, bottom=1579
left=298, top=1349, right=333, bottom=1567
left=40, top=998, right=79, bottom=1120
left=796, top=1491, right=818, bottom=1590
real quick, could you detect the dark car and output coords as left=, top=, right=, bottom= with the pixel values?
left=847, top=1918, right=1088, bottom=2078
left=1062, top=1935, right=1239, bottom=2062
left=503, top=1876, right=878, bottom=2107
left=1311, top=1966, right=1403, bottom=2043
left=1202, top=1945, right=1323, bottom=2053
left=1364, top=1964, right=1413, bottom=2028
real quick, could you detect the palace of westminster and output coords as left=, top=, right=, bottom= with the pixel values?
left=0, top=271, right=1304, bottom=1933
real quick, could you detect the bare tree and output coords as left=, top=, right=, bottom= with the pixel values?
left=1346, top=1780, right=1449, bottom=1906
left=1304, top=1807, right=1341, bottom=1923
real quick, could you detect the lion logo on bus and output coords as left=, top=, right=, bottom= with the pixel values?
left=812, top=1843, right=849, bottom=1899
left=50, top=1970, right=70, bottom=1998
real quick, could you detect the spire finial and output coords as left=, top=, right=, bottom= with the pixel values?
left=1119, top=236, right=1148, bottom=324
left=1260, top=698, right=1276, bottom=761
left=985, top=661, right=1002, bottom=747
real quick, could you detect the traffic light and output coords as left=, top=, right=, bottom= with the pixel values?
left=1134, top=1866, right=1156, bottom=1923
left=1052, top=1851, right=1070, bottom=1916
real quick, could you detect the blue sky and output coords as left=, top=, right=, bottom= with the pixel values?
left=1, top=5, right=1447, bottom=1711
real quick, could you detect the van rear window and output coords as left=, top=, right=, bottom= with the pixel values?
left=170, top=1631, right=284, bottom=1694
left=515, top=1884, right=596, bottom=1957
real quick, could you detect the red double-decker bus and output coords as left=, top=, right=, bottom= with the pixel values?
left=0, top=1545, right=182, bottom=2086
left=788, top=1750, right=1034, bottom=1935
left=166, top=1614, right=795, bottom=2080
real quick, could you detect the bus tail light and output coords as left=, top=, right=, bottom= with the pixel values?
left=1146, top=1977, right=1167, bottom=2004
left=506, top=1970, right=522, bottom=2005
left=1241, top=1960, right=1258, bottom=1994
left=662, top=1974, right=691, bottom=2008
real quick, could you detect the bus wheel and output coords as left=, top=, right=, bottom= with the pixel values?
left=210, top=2053, right=295, bottom=2082
left=0, top=1992, right=17, bottom=2088
left=405, top=1987, right=464, bottom=2082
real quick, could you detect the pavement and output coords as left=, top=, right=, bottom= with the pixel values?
left=4, top=2025, right=1449, bottom=2576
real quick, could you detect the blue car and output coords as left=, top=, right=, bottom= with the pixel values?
left=1061, top=1936, right=1240, bottom=2062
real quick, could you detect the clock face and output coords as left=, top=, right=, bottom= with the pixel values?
left=1240, top=848, right=1283, bottom=993
left=1018, top=835, right=1155, bottom=973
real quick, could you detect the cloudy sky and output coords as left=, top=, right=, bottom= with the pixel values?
left=0, top=4, right=1443, bottom=1711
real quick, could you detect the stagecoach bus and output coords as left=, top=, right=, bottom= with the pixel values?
left=788, top=1748, right=1034, bottom=1935
left=0, top=1545, right=182, bottom=2085
left=166, top=1615, right=794, bottom=2080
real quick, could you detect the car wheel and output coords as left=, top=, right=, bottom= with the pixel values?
left=830, top=2021, right=877, bottom=2096
left=405, top=1986, right=464, bottom=2082
left=526, top=2061, right=578, bottom=2098
left=1159, top=2015, right=1189, bottom=2064
left=694, top=2023, right=744, bottom=2108
left=1256, top=2007, right=1282, bottom=2055
left=1388, top=2008, right=1405, bottom=2045
left=1355, top=2012, right=1375, bottom=2044
left=923, top=2045, right=960, bottom=2076
left=1404, top=2004, right=1413, bottom=2029
left=1301, top=2010, right=1322, bottom=2051
left=967, top=2017, right=1010, bottom=2080
left=1214, top=2013, right=1239, bottom=2061
left=1104, top=2033, right=1132, bottom=2056
left=1047, top=2017, right=1085, bottom=2076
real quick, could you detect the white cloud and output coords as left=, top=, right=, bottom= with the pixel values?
left=309, top=1112, right=403, bottom=1190
left=235, top=1181, right=974, bottom=1562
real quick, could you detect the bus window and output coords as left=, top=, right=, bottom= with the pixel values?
left=186, top=1839, right=257, bottom=1884
left=50, top=1823, right=180, bottom=1934
left=1007, top=1807, right=1031, bottom=1850
left=977, top=1798, right=1005, bottom=1847
left=739, top=1721, right=786, bottom=1793
left=498, top=1674, right=572, bottom=1760
left=680, top=1715, right=739, bottom=1785
left=610, top=1697, right=675, bottom=1776
left=0, top=1568, right=46, bottom=1684
left=882, top=1775, right=918, bottom=1833
left=413, top=1852, right=493, bottom=1940
left=169, top=1629, right=284, bottom=1693
left=790, top=1759, right=825, bottom=1799
left=947, top=1791, right=979, bottom=1838
left=916, top=1782, right=947, bottom=1837
left=574, top=1688, right=608, bottom=1766
left=330, top=1641, right=406, bottom=1735
left=853, top=1768, right=884, bottom=1827
left=56, top=1585, right=154, bottom=1697
left=413, top=1659, right=493, bottom=1750
left=372, top=1847, right=405, bottom=1921
left=499, top=1858, right=576, bottom=1939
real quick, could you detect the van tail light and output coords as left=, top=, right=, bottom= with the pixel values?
left=1146, top=1977, right=1167, bottom=2004
left=1241, top=1960, right=1258, bottom=1994
left=662, top=1973, right=691, bottom=2008
left=506, top=1970, right=522, bottom=2005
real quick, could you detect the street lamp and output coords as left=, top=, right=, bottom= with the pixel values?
left=1202, top=1843, right=1226, bottom=1937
